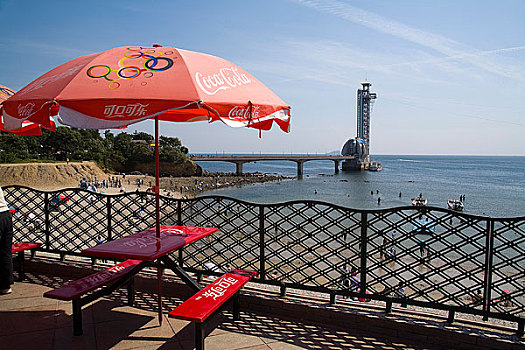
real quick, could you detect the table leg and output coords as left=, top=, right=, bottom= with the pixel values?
left=17, top=251, right=24, bottom=281
left=157, top=259, right=163, bottom=325
left=160, top=256, right=202, bottom=292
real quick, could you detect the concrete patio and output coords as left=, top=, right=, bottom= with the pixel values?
left=0, top=257, right=523, bottom=350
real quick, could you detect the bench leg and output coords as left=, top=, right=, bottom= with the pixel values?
left=17, top=251, right=24, bottom=282
left=127, top=278, right=135, bottom=306
left=233, top=293, right=240, bottom=321
left=72, top=299, right=83, bottom=336
left=195, top=322, right=205, bottom=350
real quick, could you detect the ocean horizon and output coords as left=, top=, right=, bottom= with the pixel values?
left=193, top=154, right=525, bottom=218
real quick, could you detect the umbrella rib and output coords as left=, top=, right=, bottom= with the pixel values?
left=54, top=51, right=103, bottom=103
left=174, top=48, right=204, bottom=104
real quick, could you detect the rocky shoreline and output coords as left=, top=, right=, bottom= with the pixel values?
left=101, top=171, right=288, bottom=198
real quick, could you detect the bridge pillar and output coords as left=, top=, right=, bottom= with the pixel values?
left=235, top=162, right=243, bottom=176
left=334, top=160, right=340, bottom=174
left=296, top=161, right=304, bottom=177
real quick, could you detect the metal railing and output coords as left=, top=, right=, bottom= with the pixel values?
left=5, top=185, right=524, bottom=334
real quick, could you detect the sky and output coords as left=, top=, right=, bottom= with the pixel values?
left=0, top=0, right=524, bottom=155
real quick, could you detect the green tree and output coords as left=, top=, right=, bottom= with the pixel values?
left=0, top=127, right=190, bottom=168
left=132, top=131, right=154, bottom=143
left=159, top=135, right=182, bottom=148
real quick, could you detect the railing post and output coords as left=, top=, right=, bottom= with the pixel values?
left=385, top=297, right=393, bottom=314
left=329, top=291, right=336, bottom=305
left=482, top=218, right=495, bottom=321
left=106, top=195, right=112, bottom=241
left=517, top=319, right=524, bottom=337
left=177, top=200, right=184, bottom=267
left=259, top=205, right=266, bottom=280
left=359, top=212, right=368, bottom=300
left=447, top=308, right=456, bottom=324
left=177, top=200, right=182, bottom=225
left=44, top=192, right=50, bottom=249
left=280, top=283, right=287, bottom=297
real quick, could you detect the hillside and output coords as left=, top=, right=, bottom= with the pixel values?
left=0, top=162, right=108, bottom=190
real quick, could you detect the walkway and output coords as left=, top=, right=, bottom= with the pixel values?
left=1, top=274, right=437, bottom=350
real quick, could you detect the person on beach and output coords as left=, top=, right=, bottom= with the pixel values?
left=472, top=289, right=483, bottom=305
left=0, top=187, right=14, bottom=294
left=396, top=282, right=407, bottom=307
left=379, top=236, right=386, bottom=260
left=349, top=267, right=359, bottom=292
left=339, top=263, right=351, bottom=299
left=417, top=239, right=427, bottom=259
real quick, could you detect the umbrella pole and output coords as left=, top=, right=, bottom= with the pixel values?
left=155, top=116, right=163, bottom=325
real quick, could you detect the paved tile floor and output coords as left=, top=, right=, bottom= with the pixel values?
left=0, top=274, right=440, bottom=350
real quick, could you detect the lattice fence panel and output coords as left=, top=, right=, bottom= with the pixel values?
left=366, top=209, right=487, bottom=308
left=109, top=192, right=178, bottom=240
left=5, top=186, right=46, bottom=245
left=263, top=202, right=361, bottom=288
left=179, top=197, right=260, bottom=273
left=490, top=219, right=525, bottom=317
left=111, top=192, right=156, bottom=239
left=47, top=189, right=108, bottom=252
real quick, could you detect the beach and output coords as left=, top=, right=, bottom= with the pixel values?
left=0, top=161, right=288, bottom=198
left=87, top=172, right=288, bottom=198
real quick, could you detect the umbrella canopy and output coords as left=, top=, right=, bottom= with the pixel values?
left=0, top=84, right=56, bottom=135
left=0, top=84, right=15, bottom=101
left=2, top=45, right=291, bottom=325
left=2, top=45, right=291, bottom=132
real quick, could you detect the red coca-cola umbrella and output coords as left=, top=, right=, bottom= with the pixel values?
left=3, top=45, right=291, bottom=323
left=0, top=84, right=56, bottom=135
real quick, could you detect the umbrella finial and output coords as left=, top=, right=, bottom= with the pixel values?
left=152, top=44, right=162, bottom=47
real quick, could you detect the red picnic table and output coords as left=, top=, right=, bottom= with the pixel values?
left=82, top=225, right=218, bottom=324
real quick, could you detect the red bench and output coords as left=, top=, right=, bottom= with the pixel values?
left=12, top=242, right=41, bottom=281
left=169, top=269, right=257, bottom=350
left=44, top=259, right=144, bottom=335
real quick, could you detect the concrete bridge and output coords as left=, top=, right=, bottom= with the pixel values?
left=189, top=154, right=355, bottom=176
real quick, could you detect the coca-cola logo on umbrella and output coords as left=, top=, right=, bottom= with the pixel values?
left=195, top=67, right=252, bottom=95
left=228, top=105, right=260, bottom=120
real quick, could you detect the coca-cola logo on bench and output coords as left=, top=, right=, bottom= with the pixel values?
left=196, top=275, right=239, bottom=301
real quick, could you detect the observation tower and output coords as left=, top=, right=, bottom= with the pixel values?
left=341, top=82, right=378, bottom=171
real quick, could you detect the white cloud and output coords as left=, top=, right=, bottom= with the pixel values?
left=0, top=39, right=91, bottom=57
left=290, top=0, right=525, bottom=81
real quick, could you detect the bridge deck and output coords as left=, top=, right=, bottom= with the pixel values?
left=189, top=155, right=355, bottom=176
left=189, top=155, right=354, bottom=161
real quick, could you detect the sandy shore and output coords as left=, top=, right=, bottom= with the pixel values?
left=0, top=161, right=288, bottom=198
left=65, top=172, right=287, bottom=198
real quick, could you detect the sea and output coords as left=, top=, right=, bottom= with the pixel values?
left=194, top=155, right=525, bottom=218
